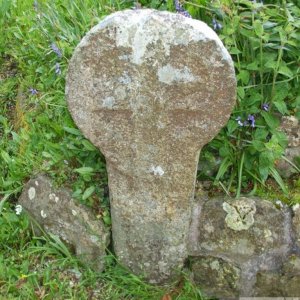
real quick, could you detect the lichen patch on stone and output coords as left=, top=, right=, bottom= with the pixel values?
left=28, top=187, right=36, bottom=200
left=102, top=96, right=115, bottom=109
left=222, top=199, right=256, bottom=231
left=150, top=165, right=164, bottom=176
left=157, top=64, right=196, bottom=84
left=40, top=210, right=47, bottom=219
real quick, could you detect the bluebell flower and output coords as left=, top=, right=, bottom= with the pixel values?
left=248, top=115, right=255, bottom=128
left=262, top=103, right=269, bottom=111
left=174, top=0, right=191, bottom=18
left=212, top=18, right=223, bottom=31
left=236, top=116, right=243, bottom=127
left=29, top=88, right=38, bottom=95
left=51, top=43, right=62, bottom=58
left=55, top=62, right=61, bottom=75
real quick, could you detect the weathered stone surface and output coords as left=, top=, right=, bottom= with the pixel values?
left=293, top=203, right=300, bottom=249
left=254, top=254, right=300, bottom=297
left=18, top=175, right=110, bottom=272
left=277, top=116, right=300, bottom=178
left=189, top=196, right=294, bottom=296
left=66, top=9, right=236, bottom=283
left=191, top=256, right=241, bottom=299
left=189, top=197, right=292, bottom=263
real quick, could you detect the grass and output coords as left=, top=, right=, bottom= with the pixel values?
left=0, top=206, right=203, bottom=299
left=1, top=0, right=299, bottom=298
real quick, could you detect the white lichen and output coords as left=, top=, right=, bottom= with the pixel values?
left=150, top=165, right=164, bottom=176
left=15, top=204, right=22, bottom=215
left=157, top=64, right=196, bottom=85
left=41, top=210, right=47, bottom=219
left=49, top=193, right=59, bottom=202
left=210, top=260, right=220, bottom=271
left=28, top=187, right=36, bottom=200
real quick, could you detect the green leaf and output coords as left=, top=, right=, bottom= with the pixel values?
left=227, top=120, right=239, bottom=135
left=274, top=100, right=288, bottom=115
left=237, top=86, right=245, bottom=100
left=219, top=146, right=231, bottom=158
left=214, top=157, right=232, bottom=183
left=252, top=140, right=264, bottom=152
left=253, top=20, right=264, bottom=37
left=81, top=139, right=96, bottom=151
left=261, top=111, right=280, bottom=129
left=238, top=70, right=250, bottom=84
left=82, top=186, right=95, bottom=200
left=246, top=61, right=258, bottom=71
left=278, top=65, right=293, bottom=78
left=264, top=60, right=277, bottom=70
left=254, top=128, right=269, bottom=140
left=63, top=127, right=82, bottom=135
left=74, top=167, right=94, bottom=175
left=103, top=214, right=111, bottom=226
left=1, top=151, right=11, bottom=164
left=273, top=131, right=288, bottom=148
left=273, top=85, right=289, bottom=102
left=230, top=47, right=242, bottom=55
left=269, top=167, right=288, bottom=195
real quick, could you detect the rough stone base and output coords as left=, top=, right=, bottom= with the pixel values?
left=189, top=195, right=300, bottom=298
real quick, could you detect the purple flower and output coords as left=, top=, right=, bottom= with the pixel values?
left=174, top=0, right=191, bottom=18
left=248, top=115, right=255, bottom=128
left=51, top=43, right=62, bottom=58
left=262, top=103, right=269, bottom=111
left=29, top=88, right=38, bottom=95
left=212, top=18, right=223, bottom=31
left=55, top=62, right=61, bottom=75
left=236, top=116, right=243, bottom=127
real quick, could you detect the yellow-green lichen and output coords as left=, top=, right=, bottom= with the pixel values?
left=222, top=198, right=256, bottom=231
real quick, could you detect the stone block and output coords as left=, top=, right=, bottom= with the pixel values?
left=66, top=9, right=236, bottom=283
left=18, top=175, right=110, bottom=272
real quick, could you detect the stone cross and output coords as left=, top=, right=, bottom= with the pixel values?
left=66, top=9, right=236, bottom=283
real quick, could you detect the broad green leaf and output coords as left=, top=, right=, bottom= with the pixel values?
left=254, top=128, right=269, bottom=140
left=274, top=100, right=288, bottom=115
left=261, top=111, right=280, bottom=129
left=238, top=70, right=250, bottom=84
left=230, top=47, right=242, bottom=55
left=252, top=140, right=264, bottom=152
left=273, top=131, right=288, bottom=148
left=278, top=65, right=293, bottom=78
left=264, top=60, right=277, bottom=69
left=246, top=61, right=259, bottom=71
left=74, top=167, right=94, bottom=175
left=82, top=186, right=95, bottom=200
left=237, top=87, right=245, bottom=100
left=227, top=120, right=239, bottom=135
left=253, top=20, right=264, bottom=37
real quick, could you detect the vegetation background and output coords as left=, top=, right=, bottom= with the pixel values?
left=0, top=0, right=299, bottom=298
